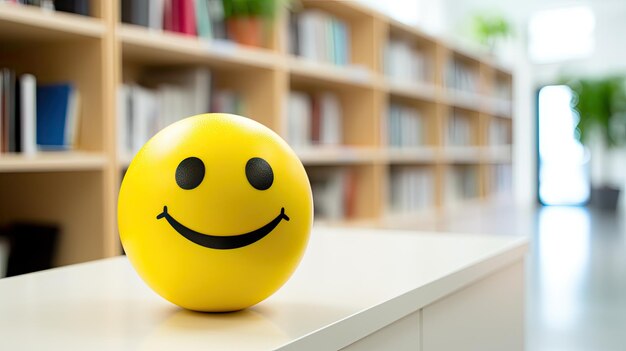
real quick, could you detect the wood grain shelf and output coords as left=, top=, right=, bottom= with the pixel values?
left=0, top=152, right=107, bottom=173
left=483, top=145, right=513, bottom=163
left=0, top=3, right=104, bottom=42
left=441, top=147, right=483, bottom=163
left=386, top=147, right=438, bottom=163
left=288, top=57, right=379, bottom=90
left=384, top=80, right=438, bottom=102
left=297, top=147, right=381, bottom=165
left=119, top=24, right=279, bottom=69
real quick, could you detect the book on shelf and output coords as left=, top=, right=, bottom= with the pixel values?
left=2, top=0, right=90, bottom=16
left=384, top=38, right=427, bottom=84
left=120, top=67, right=249, bottom=157
left=489, top=119, right=511, bottom=145
left=446, top=58, right=479, bottom=93
left=211, top=89, right=244, bottom=115
left=287, top=90, right=342, bottom=148
left=1, top=69, right=81, bottom=154
left=122, top=0, right=228, bottom=40
left=307, top=167, right=356, bottom=221
left=388, top=103, right=424, bottom=147
left=289, top=9, right=350, bottom=66
left=53, top=0, right=89, bottom=16
left=445, top=166, right=479, bottom=205
left=36, top=82, right=80, bottom=150
left=389, top=167, right=434, bottom=213
left=490, top=164, right=512, bottom=194
left=446, top=109, right=472, bottom=146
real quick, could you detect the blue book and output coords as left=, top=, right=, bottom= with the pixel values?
left=36, top=83, right=79, bottom=150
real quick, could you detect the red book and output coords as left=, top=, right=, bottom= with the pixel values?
left=163, top=0, right=176, bottom=32
left=179, top=0, right=197, bottom=36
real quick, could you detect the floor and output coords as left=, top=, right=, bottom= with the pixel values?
left=402, top=203, right=626, bottom=351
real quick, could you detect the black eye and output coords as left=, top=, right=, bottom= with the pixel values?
left=246, top=157, right=273, bottom=190
left=176, top=157, right=205, bottom=190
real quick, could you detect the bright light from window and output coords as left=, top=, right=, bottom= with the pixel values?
left=528, top=6, right=595, bottom=63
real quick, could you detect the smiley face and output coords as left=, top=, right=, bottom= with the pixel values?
left=118, top=114, right=313, bottom=312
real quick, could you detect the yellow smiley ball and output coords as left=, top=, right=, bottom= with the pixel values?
left=118, top=113, right=313, bottom=312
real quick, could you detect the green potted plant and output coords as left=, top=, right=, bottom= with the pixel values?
left=470, top=13, right=513, bottom=53
left=567, top=76, right=626, bottom=210
left=222, top=0, right=287, bottom=47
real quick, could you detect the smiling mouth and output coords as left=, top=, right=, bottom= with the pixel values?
left=156, top=206, right=289, bottom=250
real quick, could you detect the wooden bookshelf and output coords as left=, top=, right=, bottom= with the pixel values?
left=0, top=0, right=514, bottom=266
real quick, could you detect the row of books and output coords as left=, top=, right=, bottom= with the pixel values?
left=122, top=0, right=226, bottom=40
left=118, top=67, right=243, bottom=157
left=490, top=164, right=512, bottom=194
left=494, top=78, right=512, bottom=100
left=286, top=91, right=342, bottom=149
left=388, top=103, right=425, bottom=147
left=384, top=39, right=428, bottom=83
left=489, top=119, right=511, bottom=145
left=445, top=166, right=479, bottom=204
left=289, top=10, right=350, bottom=66
left=446, top=110, right=473, bottom=146
left=389, top=167, right=434, bottom=213
left=1, top=0, right=89, bottom=16
left=308, top=167, right=356, bottom=221
left=1, top=69, right=81, bottom=154
left=446, top=59, right=479, bottom=93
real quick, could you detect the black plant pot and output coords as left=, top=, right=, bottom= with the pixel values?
left=590, top=185, right=621, bottom=211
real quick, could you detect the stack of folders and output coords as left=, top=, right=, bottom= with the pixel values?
left=289, top=9, right=350, bottom=66
left=388, top=103, right=424, bottom=147
left=384, top=39, right=427, bottom=83
left=1, top=68, right=81, bottom=154
left=446, top=59, right=479, bottom=93
left=287, top=91, right=342, bottom=149
left=307, top=167, right=356, bottom=221
left=389, top=167, right=434, bottom=213
left=1, top=0, right=89, bottom=16
left=121, top=0, right=227, bottom=40
left=446, top=110, right=471, bottom=146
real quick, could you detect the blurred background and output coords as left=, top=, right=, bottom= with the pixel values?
left=1, top=0, right=625, bottom=349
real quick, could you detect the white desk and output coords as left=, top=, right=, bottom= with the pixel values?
left=0, top=228, right=527, bottom=350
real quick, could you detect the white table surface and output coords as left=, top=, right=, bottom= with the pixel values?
left=0, top=227, right=527, bottom=351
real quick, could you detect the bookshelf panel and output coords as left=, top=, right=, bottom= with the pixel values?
left=0, top=171, right=106, bottom=266
left=385, top=21, right=438, bottom=85
left=118, top=63, right=283, bottom=160
left=386, top=164, right=436, bottom=216
left=119, top=25, right=279, bottom=69
left=289, top=78, right=380, bottom=147
left=483, top=163, right=513, bottom=198
left=443, top=164, right=481, bottom=207
left=445, top=107, right=481, bottom=148
left=0, top=152, right=107, bottom=173
left=386, top=96, right=439, bottom=147
left=0, top=2, right=105, bottom=42
left=307, top=163, right=381, bottom=221
left=1, top=41, right=106, bottom=152
left=296, top=0, right=379, bottom=71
